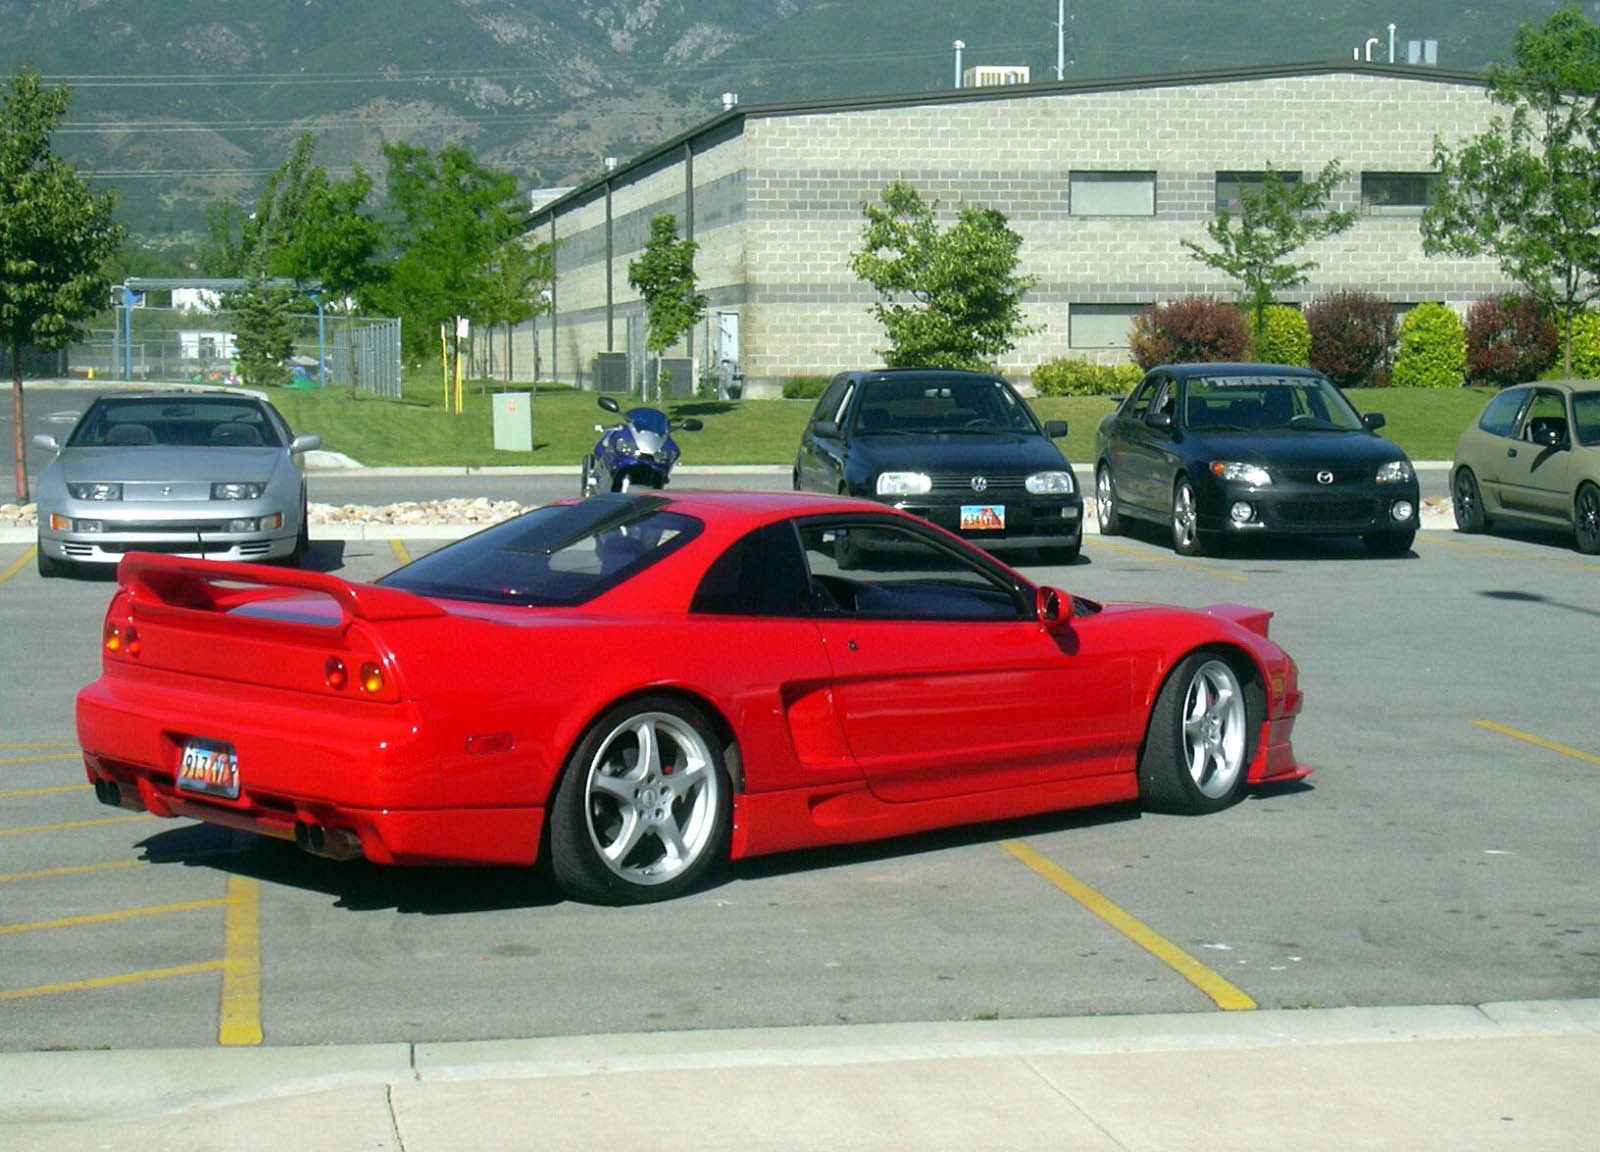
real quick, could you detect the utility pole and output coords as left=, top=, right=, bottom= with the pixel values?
left=1055, top=0, right=1066, bottom=81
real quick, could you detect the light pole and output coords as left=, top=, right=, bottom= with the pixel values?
left=1055, top=0, right=1066, bottom=81
left=953, top=40, right=965, bottom=88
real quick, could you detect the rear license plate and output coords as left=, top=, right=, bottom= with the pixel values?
left=177, top=739, right=240, bottom=800
left=960, top=504, right=1005, bottom=531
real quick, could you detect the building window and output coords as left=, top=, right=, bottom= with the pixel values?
left=1070, top=171, right=1155, bottom=216
left=1215, top=170, right=1301, bottom=214
left=1362, top=172, right=1438, bottom=214
left=1069, top=304, right=1146, bottom=349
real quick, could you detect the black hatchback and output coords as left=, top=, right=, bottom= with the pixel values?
left=1093, top=363, right=1420, bottom=556
left=794, top=368, right=1083, bottom=562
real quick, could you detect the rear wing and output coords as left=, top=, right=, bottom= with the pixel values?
left=117, top=553, right=444, bottom=629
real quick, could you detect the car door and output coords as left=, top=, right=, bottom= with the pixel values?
left=1500, top=388, right=1572, bottom=519
left=798, top=516, right=1132, bottom=803
left=1104, top=374, right=1158, bottom=515
left=795, top=374, right=855, bottom=493
left=1120, top=373, right=1180, bottom=514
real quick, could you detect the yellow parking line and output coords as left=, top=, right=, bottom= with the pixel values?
left=0, top=897, right=230, bottom=936
left=219, top=876, right=263, bottom=1046
left=1, top=961, right=224, bottom=1003
left=0, top=784, right=91, bottom=799
left=1423, top=534, right=1600, bottom=573
left=0, top=860, right=144, bottom=884
left=1004, top=840, right=1257, bottom=1011
left=389, top=539, right=411, bottom=564
left=1475, top=720, right=1600, bottom=766
left=0, top=743, right=78, bottom=750
left=1091, top=538, right=1247, bottom=582
left=0, top=815, right=146, bottom=838
left=0, top=754, right=79, bottom=766
left=0, top=548, right=33, bottom=585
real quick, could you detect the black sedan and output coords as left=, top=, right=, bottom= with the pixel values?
left=794, top=368, right=1083, bottom=562
left=1093, top=364, right=1419, bottom=556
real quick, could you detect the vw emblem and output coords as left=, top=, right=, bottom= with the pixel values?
left=162, top=485, right=173, bottom=496
left=1316, top=470, right=1335, bottom=485
left=970, top=476, right=989, bottom=493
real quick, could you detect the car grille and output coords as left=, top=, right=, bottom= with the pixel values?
left=1277, top=498, right=1378, bottom=526
left=929, top=472, right=1030, bottom=496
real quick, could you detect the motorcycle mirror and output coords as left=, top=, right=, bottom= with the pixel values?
left=598, top=396, right=621, bottom=414
left=678, top=418, right=704, bottom=432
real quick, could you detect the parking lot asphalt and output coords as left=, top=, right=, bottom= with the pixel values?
left=2, top=488, right=1597, bottom=1146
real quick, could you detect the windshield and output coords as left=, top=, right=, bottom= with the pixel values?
left=1574, top=391, right=1600, bottom=447
left=67, top=397, right=285, bottom=448
left=1182, top=373, right=1364, bottom=433
left=626, top=408, right=670, bottom=435
left=377, top=495, right=701, bottom=607
left=852, top=376, right=1040, bottom=436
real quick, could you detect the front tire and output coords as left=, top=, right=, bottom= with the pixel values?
left=1171, top=477, right=1208, bottom=556
left=580, top=456, right=598, bottom=497
left=36, top=543, right=70, bottom=579
left=1453, top=467, right=1490, bottom=533
left=1139, top=652, right=1254, bottom=814
left=549, top=696, right=731, bottom=905
left=1575, top=482, right=1600, bottom=555
left=1096, top=465, right=1123, bottom=536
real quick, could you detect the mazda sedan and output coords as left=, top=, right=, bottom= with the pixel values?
left=33, top=390, right=320, bottom=577
left=1093, top=364, right=1420, bottom=556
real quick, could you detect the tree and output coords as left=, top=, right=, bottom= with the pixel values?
left=627, top=214, right=707, bottom=399
left=479, top=236, right=552, bottom=384
left=1, top=67, right=124, bottom=502
left=230, top=260, right=296, bottom=389
left=375, top=142, right=523, bottom=364
left=850, top=180, right=1036, bottom=369
left=1422, top=7, right=1600, bottom=375
left=1181, top=161, right=1356, bottom=337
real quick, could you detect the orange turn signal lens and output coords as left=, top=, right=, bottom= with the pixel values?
left=325, top=657, right=348, bottom=691
left=359, top=662, right=384, bottom=694
left=104, top=623, right=139, bottom=656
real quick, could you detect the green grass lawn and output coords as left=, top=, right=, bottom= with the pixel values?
left=266, top=374, right=1495, bottom=469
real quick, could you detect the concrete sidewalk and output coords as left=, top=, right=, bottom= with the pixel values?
left=4, top=1000, right=1597, bottom=1150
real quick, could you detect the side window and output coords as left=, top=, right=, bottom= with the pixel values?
left=1124, top=376, right=1159, bottom=420
left=1521, top=390, right=1569, bottom=445
left=1477, top=388, right=1528, bottom=438
left=809, top=375, right=850, bottom=429
left=798, top=519, right=1025, bottom=622
left=1149, top=379, right=1176, bottom=422
left=690, top=523, right=812, bottom=617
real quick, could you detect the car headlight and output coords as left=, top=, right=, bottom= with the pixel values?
left=68, top=482, right=122, bottom=501
left=876, top=471, right=932, bottom=496
left=1375, top=460, right=1415, bottom=484
left=212, top=482, right=266, bottom=500
left=1210, top=461, right=1273, bottom=486
left=1025, top=470, right=1076, bottom=495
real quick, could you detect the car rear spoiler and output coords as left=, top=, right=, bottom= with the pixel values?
left=117, top=553, right=445, bottom=625
left=1203, top=602, right=1273, bottom=638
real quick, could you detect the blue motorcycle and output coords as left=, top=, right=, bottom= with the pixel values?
left=581, top=396, right=703, bottom=496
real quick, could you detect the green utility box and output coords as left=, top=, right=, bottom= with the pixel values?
left=492, top=392, right=534, bottom=452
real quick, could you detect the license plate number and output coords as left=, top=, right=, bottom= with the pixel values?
left=960, top=504, right=1005, bottom=531
left=177, top=740, right=240, bottom=800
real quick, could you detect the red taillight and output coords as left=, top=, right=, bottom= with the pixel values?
left=359, top=662, right=384, bottom=695
left=104, top=622, right=139, bottom=657
left=325, top=657, right=348, bottom=691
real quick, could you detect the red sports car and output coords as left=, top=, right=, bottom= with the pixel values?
left=77, top=491, right=1308, bottom=904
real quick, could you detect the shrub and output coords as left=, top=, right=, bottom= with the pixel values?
left=1306, top=291, right=1397, bottom=388
left=1247, top=304, right=1311, bottom=366
left=1567, top=312, right=1600, bottom=378
left=1392, top=302, right=1467, bottom=388
left=1127, top=297, right=1249, bottom=370
left=781, top=375, right=830, bottom=399
left=1465, top=295, right=1557, bottom=387
left=1032, top=358, right=1144, bottom=396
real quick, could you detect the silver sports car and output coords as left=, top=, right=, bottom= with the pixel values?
left=33, top=390, right=321, bottom=577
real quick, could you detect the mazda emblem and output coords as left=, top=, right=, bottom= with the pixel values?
left=970, top=476, right=988, bottom=493
left=1316, top=470, right=1334, bottom=485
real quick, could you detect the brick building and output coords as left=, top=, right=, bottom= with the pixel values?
left=524, top=62, right=1513, bottom=397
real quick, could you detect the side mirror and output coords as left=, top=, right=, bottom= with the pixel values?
left=1043, top=419, right=1068, bottom=438
left=1363, top=412, right=1386, bottom=431
left=598, top=396, right=621, bottom=414
left=32, top=433, right=59, bottom=452
left=812, top=419, right=840, bottom=439
left=290, top=434, right=321, bottom=454
left=1147, top=410, right=1174, bottom=430
left=677, top=417, right=704, bottom=432
left=1035, top=585, right=1072, bottom=627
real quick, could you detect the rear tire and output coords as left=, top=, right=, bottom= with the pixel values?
left=1139, top=652, right=1254, bottom=815
left=1453, top=467, right=1490, bottom=533
left=1575, top=482, right=1600, bottom=555
left=549, top=696, right=731, bottom=905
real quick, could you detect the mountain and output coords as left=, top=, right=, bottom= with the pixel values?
left=0, top=0, right=1584, bottom=242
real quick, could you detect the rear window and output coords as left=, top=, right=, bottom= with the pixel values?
left=377, top=495, right=701, bottom=607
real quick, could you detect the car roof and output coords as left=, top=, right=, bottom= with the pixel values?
left=1160, top=363, right=1325, bottom=379
left=846, top=367, right=1007, bottom=383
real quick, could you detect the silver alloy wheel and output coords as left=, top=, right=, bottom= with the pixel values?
left=1096, top=468, right=1115, bottom=525
left=583, top=711, right=720, bottom=887
left=1172, top=480, right=1199, bottom=551
left=1182, top=659, right=1247, bottom=799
